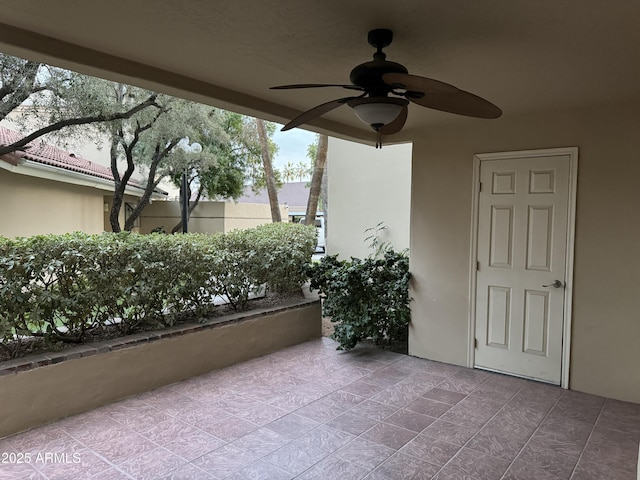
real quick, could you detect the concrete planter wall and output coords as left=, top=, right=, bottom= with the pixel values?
left=0, top=298, right=321, bottom=438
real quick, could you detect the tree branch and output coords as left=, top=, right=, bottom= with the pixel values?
left=0, top=94, right=159, bottom=156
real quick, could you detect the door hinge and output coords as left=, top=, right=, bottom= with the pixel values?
left=479, top=182, right=482, bottom=192
left=474, top=338, right=478, bottom=349
left=477, top=261, right=480, bottom=271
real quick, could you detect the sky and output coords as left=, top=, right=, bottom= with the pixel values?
left=271, top=125, right=317, bottom=170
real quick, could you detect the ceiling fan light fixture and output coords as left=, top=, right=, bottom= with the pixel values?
left=348, top=97, right=409, bottom=131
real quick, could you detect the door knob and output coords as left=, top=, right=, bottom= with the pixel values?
left=542, top=280, right=563, bottom=288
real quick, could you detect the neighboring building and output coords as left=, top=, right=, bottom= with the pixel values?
left=139, top=201, right=287, bottom=234
left=235, top=182, right=312, bottom=220
left=327, top=138, right=411, bottom=259
left=0, top=126, right=166, bottom=237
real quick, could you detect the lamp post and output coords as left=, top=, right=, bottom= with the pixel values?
left=181, top=171, right=189, bottom=233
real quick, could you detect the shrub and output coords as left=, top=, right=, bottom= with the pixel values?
left=306, top=248, right=411, bottom=351
left=0, top=222, right=316, bottom=358
left=252, top=222, right=317, bottom=293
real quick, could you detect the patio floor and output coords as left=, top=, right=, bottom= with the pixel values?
left=0, top=337, right=638, bottom=480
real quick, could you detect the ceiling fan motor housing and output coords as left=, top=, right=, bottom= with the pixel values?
left=350, top=59, right=408, bottom=96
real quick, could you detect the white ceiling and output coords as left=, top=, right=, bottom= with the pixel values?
left=0, top=0, right=638, bottom=144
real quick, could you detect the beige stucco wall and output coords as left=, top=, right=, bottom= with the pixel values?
left=0, top=302, right=321, bottom=438
left=409, top=99, right=640, bottom=403
left=0, top=168, right=105, bottom=237
left=139, top=200, right=288, bottom=234
left=327, top=138, right=412, bottom=259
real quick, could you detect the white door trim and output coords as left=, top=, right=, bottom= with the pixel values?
left=467, top=147, right=578, bottom=388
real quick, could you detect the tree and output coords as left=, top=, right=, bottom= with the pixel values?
left=282, top=161, right=296, bottom=183
left=169, top=111, right=258, bottom=233
left=304, top=134, right=328, bottom=227
left=0, top=53, right=159, bottom=156
left=102, top=86, right=247, bottom=232
left=255, top=118, right=281, bottom=222
left=296, top=161, right=311, bottom=182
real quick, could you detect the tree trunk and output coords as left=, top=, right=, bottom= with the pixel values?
left=255, top=118, right=281, bottom=222
left=321, top=152, right=329, bottom=235
left=304, top=134, right=328, bottom=226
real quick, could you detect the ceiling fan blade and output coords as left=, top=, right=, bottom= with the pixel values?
left=271, top=84, right=364, bottom=91
left=378, top=104, right=408, bottom=135
left=407, top=89, right=502, bottom=119
left=281, top=97, right=356, bottom=131
left=382, top=72, right=459, bottom=94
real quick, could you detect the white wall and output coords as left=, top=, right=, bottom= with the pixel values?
left=327, top=138, right=412, bottom=259
left=409, top=99, right=640, bottom=403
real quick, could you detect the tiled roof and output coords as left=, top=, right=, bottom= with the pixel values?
left=0, top=126, right=117, bottom=183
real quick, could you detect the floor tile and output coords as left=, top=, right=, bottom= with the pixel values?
left=294, top=399, right=347, bottom=423
left=581, top=425, right=638, bottom=475
left=263, top=441, right=328, bottom=475
left=341, top=380, right=385, bottom=398
left=326, top=410, right=379, bottom=435
left=199, top=415, right=259, bottom=442
left=296, top=425, right=355, bottom=453
left=157, top=463, right=215, bottom=479
left=361, top=422, right=417, bottom=450
left=265, top=414, right=320, bottom=440
left=570, top=458, right=636, bottom=480
left=399, top=434, right=460, bottom=467
left=192, top=443, right=259, bottom=478
left=137, top=417, right=200, bottom=446
left=421, top=387, right=467, bottom=405
left=118, top=447, right=186, bottom=480
left=323, top=390, right=366, bottom=409
left=384, top=409, right=437, bottom=433
left=296, top=456, right=369, bottom=480
left=226, top=460, right=294, bottom=480
left=350, top=399, right=398, bottom=421
left=465, top=427, right=530, bottom=462
left=405, top=397, right=453, bottom=418
left=90, top=431, right=157, bottom=465
left=231, top=427, right=291, bottom=457
left=505, top=444, right=578, bottom=480
left=373, top=450, right=440, bottom=479
left=528, top=415, right=593, bottom=458
left=421, top=419, right=478, bottom=447
left=91, top=468, right=135, bottom=479
left=335, top=437, right=395, bottom=470
left=163, top=429, right=226, bottom=461
left=433, top=447, right=509, bottom=480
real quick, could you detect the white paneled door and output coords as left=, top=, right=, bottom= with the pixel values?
left=474, top=152, right=573, bottom=384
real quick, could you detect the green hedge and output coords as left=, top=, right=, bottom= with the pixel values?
left=0, top=223, right=316, bottom=358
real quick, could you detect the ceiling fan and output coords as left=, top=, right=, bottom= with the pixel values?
left=272, top=29, right=502, bottom=147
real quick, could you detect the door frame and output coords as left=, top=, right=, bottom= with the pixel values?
left=467, top=147, right=578, bottom=388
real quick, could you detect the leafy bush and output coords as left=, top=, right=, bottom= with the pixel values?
left=306, top=248, right=411, bottom=351
left=0, top=223, right=316, bottom=358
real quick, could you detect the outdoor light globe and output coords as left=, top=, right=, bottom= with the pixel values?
left=349, top=97, right=408, bottom=130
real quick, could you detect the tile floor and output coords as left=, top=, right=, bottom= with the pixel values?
left=0, top=337, right=638, bottom=479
